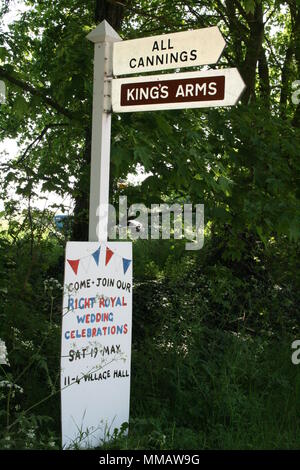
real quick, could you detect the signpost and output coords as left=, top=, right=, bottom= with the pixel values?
left=113, top=26, right=226, bottom=76
left=61, top=19, right=245, bottom=449
left=61, top=22, right=132, bottom=449
left=112, top=68, right=245, bottom=113
left=86, top=21, right=121, bottom=242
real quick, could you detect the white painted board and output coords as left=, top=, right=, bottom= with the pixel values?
left=113, top=26, right=225, bottom=76
left=112, top=68, right=246, bottom=113
left=61, top=241, right=132, bottom=449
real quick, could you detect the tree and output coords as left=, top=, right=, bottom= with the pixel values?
left=0, top=0, right=299, bottom=256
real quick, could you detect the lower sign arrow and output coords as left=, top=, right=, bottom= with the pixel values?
left=112, top=68, right=245, bottom=113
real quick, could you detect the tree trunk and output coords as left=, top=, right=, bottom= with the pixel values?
left=71, top=0, right=128, bottom=240
left=71, top=127, right=91, bottom=241
left=258, top=47, right=270, bottom=108
left=280, top=43, right=294, bottom=119
left=224, top=1, right=265, bottom=105
left=290, top=2, right=300, bottom=127
left=95, top=0, right=125, bottom=28
left=240, top=4, right=265, bottom=104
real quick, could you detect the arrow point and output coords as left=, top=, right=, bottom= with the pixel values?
left=228, top=68, right=246, bottom=104
left=86, top=20, right=122, bottom=43
left=215, top=26, right=226, bottom=62
left=235, top=68, right=246, bottom=93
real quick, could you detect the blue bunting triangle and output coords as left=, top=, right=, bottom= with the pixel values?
left=122, top=258, right=131, bottom=275
left=92, top=246, right=101, bottom=266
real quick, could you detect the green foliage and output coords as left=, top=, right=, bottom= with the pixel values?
left=0, top=0, right=299, bottom=451
left=0, top=228, right=299, bottom=449
left=0, top=232, right=63, bottom=449
left=241, top=0, right=256, bottom=14
left=100, top=327, right=300, bottom=450
left=1, top=0, right=299, bottom=249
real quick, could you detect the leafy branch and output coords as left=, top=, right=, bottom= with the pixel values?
left=0, top=66, right=79, bottom=121
left=17, top=123, right=68, bottom=164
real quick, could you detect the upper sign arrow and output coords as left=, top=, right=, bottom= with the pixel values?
left=113, top=26, right=226, bottom=76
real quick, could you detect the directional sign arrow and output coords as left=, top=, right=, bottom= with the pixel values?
left=113, top=26, right=226, bottom=76
left=112, top=68, right=246, bottom=113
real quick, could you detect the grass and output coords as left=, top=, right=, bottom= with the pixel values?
left=98, top=328, right=300, bottom=450
left=1, top=236, right=299, bottom=450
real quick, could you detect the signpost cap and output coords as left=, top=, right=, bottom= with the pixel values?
left=86, top=20, right=121, bottom=43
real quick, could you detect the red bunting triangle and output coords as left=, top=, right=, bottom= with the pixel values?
left=105, top=247, right=114, bottom=266
left=67, top=259, right=80, bottom=275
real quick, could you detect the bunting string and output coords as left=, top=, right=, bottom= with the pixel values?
left=66, top=243, right=132, bottom=276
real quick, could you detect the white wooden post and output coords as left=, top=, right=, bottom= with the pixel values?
left=87, top=21, right=121, bottom=242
